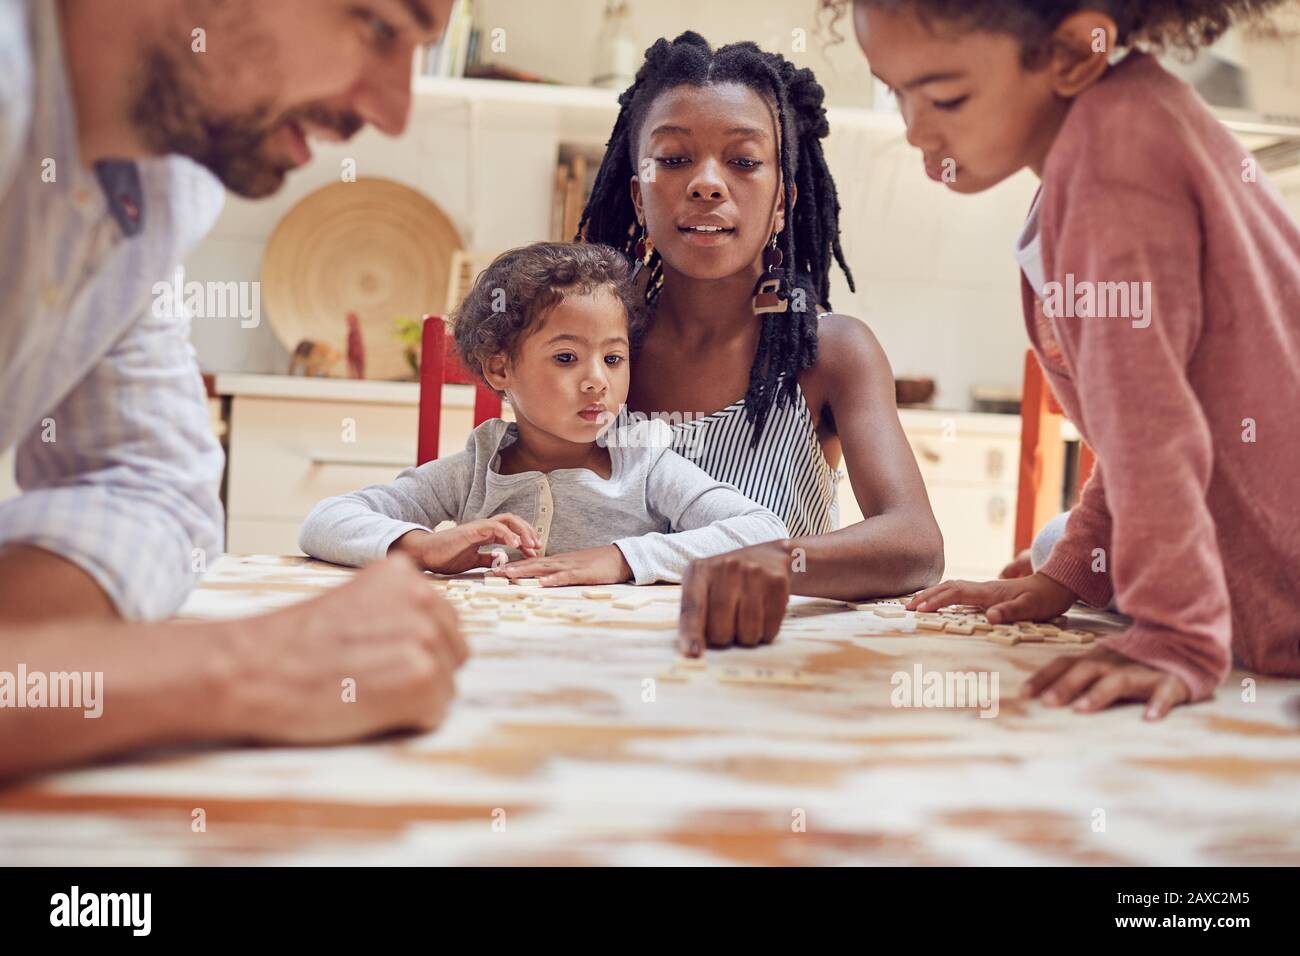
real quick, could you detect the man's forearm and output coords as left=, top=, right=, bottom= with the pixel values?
left=788, top=511, right=945, bottom=601
left=0, top=545, right=120, bottom=624
left=0, top=617, right=239, bottom=780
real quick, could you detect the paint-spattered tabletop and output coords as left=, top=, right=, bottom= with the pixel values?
left=3, top=554, right=1298, bottom=865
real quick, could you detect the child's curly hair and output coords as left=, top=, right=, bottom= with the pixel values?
left=820, top=1, right=1293, bottom=61
left=451, top=242, right=644, bottom=392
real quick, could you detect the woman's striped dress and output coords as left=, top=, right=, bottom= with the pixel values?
left=652, top=374, right=842, bottom=538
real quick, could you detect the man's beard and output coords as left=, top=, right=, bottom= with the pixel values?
left=130, top=49, right=362, bottom=199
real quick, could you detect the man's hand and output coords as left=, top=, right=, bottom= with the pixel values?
left=677, top=540, right=794, bottom=657
left=907, top=571, right=1076, bottom=625
left=390, top=515, right=542, bottom=574
left=1023, top=647, right=1192, bottom=719
left=497, top=545, right=632, bottom=587
left=0, top=545, right=119, bottom=624
left=221, top=554, right=468, bottom=744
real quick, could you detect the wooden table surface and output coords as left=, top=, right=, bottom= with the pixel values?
left=3, top=555, right=1298, bottom=865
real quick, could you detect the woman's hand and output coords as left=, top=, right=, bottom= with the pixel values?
left=1023, top=647, right=1192, bottom=719
left=676, top=540, right=794, bottom=657
left=907, top=571, right=1076, bottom=625
left=497, top=545, right=632, bottom=587
left=390, top=515, right=542, bottom=574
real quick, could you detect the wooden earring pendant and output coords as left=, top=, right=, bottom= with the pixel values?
left=751, top=235, right=789, bottom=315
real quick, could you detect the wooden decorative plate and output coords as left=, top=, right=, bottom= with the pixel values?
left=261, top=178, right=463, bottom=380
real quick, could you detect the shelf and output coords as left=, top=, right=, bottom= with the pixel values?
left=413, top=76, right=620, bottom=112
left=214, top=373, right=478, bottom=408
left=412, top=76, right=906, bottom=136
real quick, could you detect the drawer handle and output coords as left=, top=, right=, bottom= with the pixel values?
left=986, top=448, right=1005, bottom=480
left=916, top=442, right=942, bottom=464
left=987, top=494, right=1008, bottom=526
left=308, top=451, right=412, bottom=468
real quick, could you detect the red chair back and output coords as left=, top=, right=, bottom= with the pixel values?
left=1014, top=349, right=1096, bottom=553
left=417, top=314, right=503, bottom=465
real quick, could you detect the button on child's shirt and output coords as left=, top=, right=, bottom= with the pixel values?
left=534, top=477, right=553, bottom=556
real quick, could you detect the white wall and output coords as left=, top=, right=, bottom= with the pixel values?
left=819, top=122, right=1038, bottom=409
left=188, top=98, right=468, bottom=375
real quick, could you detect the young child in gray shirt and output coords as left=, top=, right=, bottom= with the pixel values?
left=298, top=242, right=788, bottom=587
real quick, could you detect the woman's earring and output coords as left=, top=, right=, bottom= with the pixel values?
left=631, top=224, right=654, bottom=299
left=751, top=233, right=789, bottom=315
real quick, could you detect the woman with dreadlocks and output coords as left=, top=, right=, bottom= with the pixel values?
left=824, top=0, right=1300, bottom=718
left=577, top=32, right=945, bottom=656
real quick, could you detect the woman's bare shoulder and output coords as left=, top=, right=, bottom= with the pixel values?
left=805, top=312, right=893, bottom=395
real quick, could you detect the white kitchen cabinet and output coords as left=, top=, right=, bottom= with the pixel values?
left=217, top=374, right=509, bottom=555
left=904, top=409, right=1022, bottom=580
left=834, top=409, right=1022, bottom=581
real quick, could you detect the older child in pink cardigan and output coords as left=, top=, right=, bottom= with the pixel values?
left=833, top=0, right=1300, bottom=717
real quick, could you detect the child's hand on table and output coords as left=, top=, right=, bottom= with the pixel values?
left=497, top=545, right=633, bottom=587
left=907, top=572, right=1075, bottom=624
left=390, top=515, right=542, bottom=574
left=1023, top=647, right=1191, bottom=719
left=909, top=573, right=1194, bottom=718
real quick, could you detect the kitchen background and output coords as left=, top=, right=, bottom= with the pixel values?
left=4, top=0, right=1299, bottom=575
left=187, top=0, right=1300, bottom=405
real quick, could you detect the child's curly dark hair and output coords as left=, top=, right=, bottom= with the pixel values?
left=819, top=0, right=1293, bottom=61
left=451, top=242, right=645, bottom=392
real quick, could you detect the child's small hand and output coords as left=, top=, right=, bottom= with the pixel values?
left=393, top=515, right=542, bottom=574
left=1023, top=647, right=1192, bottom=719
left=907, top=572, right=1076, bottom=625
left=497, top=545, right=632, bottom=587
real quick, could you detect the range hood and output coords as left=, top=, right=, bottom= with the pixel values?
left=1161, top=49, right=1300, bottom=172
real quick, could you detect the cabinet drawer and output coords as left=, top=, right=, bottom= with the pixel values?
left=907, top=429, right=1020, bottom=487
left=227, top=396, right=474, bottom=523
left=928, top=484, right=1016, bottom=578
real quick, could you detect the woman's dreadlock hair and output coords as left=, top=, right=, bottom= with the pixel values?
left=819, top=1, right=1294, bottom=63
left=577, top=31, right=854, bottom=446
